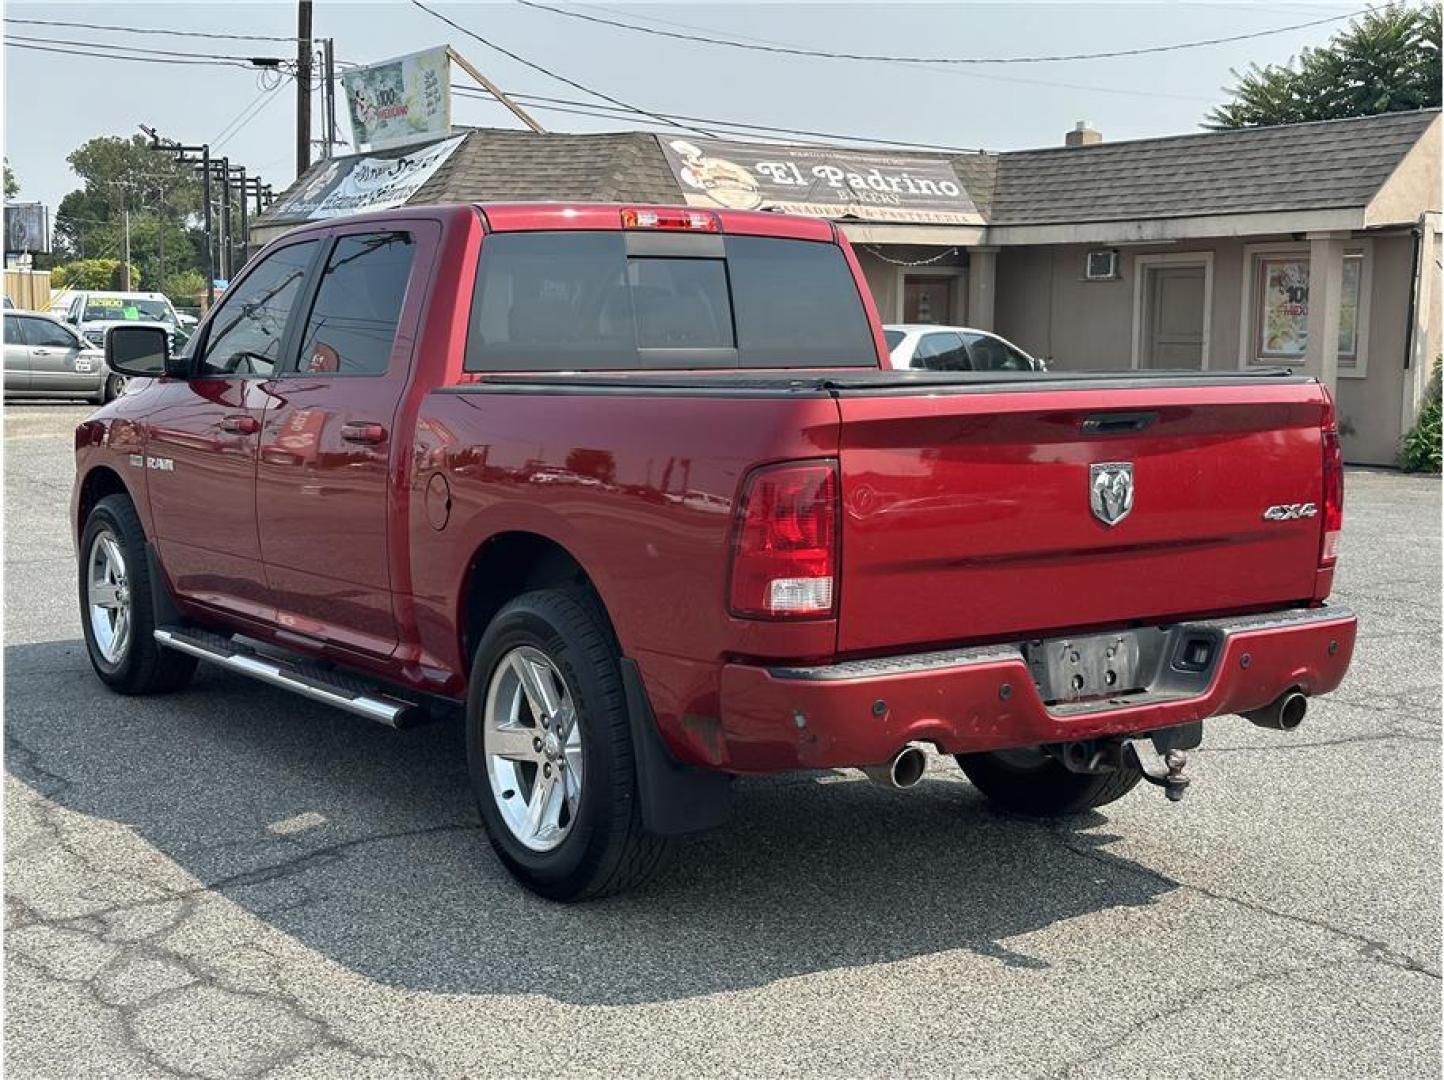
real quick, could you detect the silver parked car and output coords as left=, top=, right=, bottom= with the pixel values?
left=883, top=323, right=1045, bottom=372
left=3, top=310, right=124, bottom=403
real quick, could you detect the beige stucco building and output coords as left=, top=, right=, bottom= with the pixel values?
left=254, top=109, right=1441, bottom=465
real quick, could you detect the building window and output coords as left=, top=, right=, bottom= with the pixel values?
left=1251, top=251, right=1363, bottom=367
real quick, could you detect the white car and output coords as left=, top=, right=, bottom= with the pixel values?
left=883, top=324, right=1044, bottom=373
left=56, top=290, right=189, bottom=352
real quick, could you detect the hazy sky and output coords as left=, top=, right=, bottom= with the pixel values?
left=4, top=0, right=1370, bottom=211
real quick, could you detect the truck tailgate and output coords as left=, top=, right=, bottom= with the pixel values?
left=836, top=379, right=1329, bottom=654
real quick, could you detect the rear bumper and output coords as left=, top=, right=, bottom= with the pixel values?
left=714, top=605, right=1356, bottom=772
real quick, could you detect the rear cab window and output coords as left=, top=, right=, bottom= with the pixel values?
left=465, top=231, right=877, bottom=371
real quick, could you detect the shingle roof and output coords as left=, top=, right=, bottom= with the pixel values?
left=408, top=129, right=682, bottom=205
left=255, top=109, right=1436, bottom=230
left=988, top=109, right=1438, bottom=225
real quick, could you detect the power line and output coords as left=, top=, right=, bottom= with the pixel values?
left=409, top=0, right=714, bottom=137
left=213, top=86, right=287, bottom=149
left=5, top=32, right=285, bottom=65
left=2, top=15, right=301, bottom=43
left=522, top=7, right=1217, bottom=103
left=4, top=40, right=267, bottom=71
left=515, top=1, right=1369, bottom=65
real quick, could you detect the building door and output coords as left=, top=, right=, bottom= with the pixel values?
left=903, top=275, right=953, bottom=324
left=1141, top=264, right=1206, bottom=368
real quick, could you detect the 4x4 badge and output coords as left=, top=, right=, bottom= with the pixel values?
left=1090, top=462, right=1134, bottom=526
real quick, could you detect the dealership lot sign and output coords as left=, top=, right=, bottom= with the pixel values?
left=658, top=136, right=982, bottom=225
left=265, top=135, right=465, bottom=223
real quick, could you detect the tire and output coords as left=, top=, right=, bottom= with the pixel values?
left=79, top=494, right=197, bottom=695
left=955, top=747, right=1143, bottom=816
left=466, top=589, right=669, bottom=901
left=103, top=374, right=126, bottom=403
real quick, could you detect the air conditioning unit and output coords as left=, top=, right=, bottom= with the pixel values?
left=1085, top=249, right=1119, bottom=281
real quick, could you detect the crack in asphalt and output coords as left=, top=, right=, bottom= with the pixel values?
left=1038, top=956, right=1384, bottom=1079
left=1049, top=829, right=1441, bottom=981
left=6, top=730, right=465, bottom=1077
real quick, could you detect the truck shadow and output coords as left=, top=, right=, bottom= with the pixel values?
left=5, top=639, right=1179, bottom=1006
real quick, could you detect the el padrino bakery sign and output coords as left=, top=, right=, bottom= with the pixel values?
left=658, top=136, right=982, bottom=225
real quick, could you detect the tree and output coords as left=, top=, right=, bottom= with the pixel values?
left=3, top=159, right=17, bottom=200
left=160, top=269, right=207, bottom=306
left=1207, top=5, right=1441, bottom=128
left=53, top=135, right=204, bottom=287
left=51, top=259, right=143, bottom=291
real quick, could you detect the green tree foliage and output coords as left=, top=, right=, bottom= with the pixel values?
left=1208, top=5, right=1441, bottom=128
left=51, top=259, right=144, bottom=291
left=1400, top=358, right=1442, bottom=472
left=54, top=135, right=204, bottom=288
left=3, top=159, right=17, bottom=200
left=160, top=269, right=207, bottom=305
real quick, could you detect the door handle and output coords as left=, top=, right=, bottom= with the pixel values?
left=32, top=349, right=51, bottom=356
left=220, top=414, right=259, bottom=435
left=340, top=421, right=387, bottom=445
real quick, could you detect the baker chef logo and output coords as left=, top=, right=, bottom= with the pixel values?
left=670, top=140, right=762, bottom=210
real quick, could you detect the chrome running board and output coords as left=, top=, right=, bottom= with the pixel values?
left=154, top=626, right=418, bottom=728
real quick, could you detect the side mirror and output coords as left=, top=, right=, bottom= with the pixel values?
left=106, top=324, right=187, bottom=379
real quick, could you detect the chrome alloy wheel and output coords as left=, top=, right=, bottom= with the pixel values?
left=483, top=646, right=584, bottom=852
left=87, top=529, right=132, bottom=665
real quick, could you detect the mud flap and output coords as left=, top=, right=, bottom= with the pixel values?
left=146, top=542, right=184, bottom=627
left=620, top=657, right=733, bottom=836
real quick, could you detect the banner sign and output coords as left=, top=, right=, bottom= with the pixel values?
left=4, top=202, right=49, bottom=253
left=657, top=136, right=981, bottom=225
left=265, top=135, right=465, bottom=223
left=343, top=45, right=451, bottom=152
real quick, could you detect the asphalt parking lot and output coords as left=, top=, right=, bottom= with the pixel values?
left=4, top=399, right=1440, bottom=1078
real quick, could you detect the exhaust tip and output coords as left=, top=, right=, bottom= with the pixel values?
left=863, top=745, right=928, bottom=789
left=1243, top=690, right=1308, bottom=731
left=890, top=746, right=927, bottom=789
left=1278, top=692, right=1307, bottom=731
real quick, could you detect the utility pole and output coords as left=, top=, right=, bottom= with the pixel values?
left=322, top=38, right=337, bottom=158
left=232, top=166, right=250, bottom=268
left=218, top=156, right=232, bottom=282
left=297, top=0, right=313, bottom=176
left=201, top=145, right=214, bottom=305
left=122, top=206, right=132, bottom=290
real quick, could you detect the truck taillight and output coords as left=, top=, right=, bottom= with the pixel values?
left=621, top=207, right=721, bottom=232
left=728, top=460, right=839, bottom=619
left=1320, top=388, right=1344, bottom=567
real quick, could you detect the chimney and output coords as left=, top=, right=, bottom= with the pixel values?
left=1066, top=120, right=1102, bottom=148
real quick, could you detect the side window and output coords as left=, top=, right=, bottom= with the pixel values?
left=4, top=314, right=28, bottom=345
left=913, top=332, right=969, bottom=371
left=67, top=297, right=83, bottom=324
left=199, top=241, right=318, bottom=377
left=294, top=232, right=416, bottom=376
left=1001, top=340, right=1036, bottom=371
left=964, top=333, right=1032, bottom=372
left=26, top=318, right=80, bottom=349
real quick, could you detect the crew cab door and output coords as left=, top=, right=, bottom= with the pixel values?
left=143, top=238, right=322, bottom=621
left=255, top=221, right=434, bottom=657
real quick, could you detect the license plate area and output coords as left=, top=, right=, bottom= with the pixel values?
left=1023, top=625, right=1222, bottom=708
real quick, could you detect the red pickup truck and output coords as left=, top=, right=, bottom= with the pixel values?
left=79, top=202, right=1355, bottom=900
